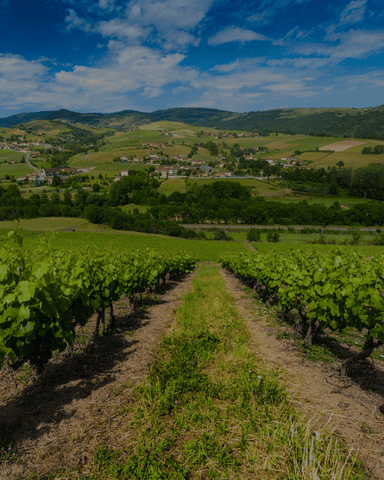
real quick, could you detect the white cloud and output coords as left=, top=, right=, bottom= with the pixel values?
left=98, top=0, right=115, bottom=10
left=208, top=27, right=270, bottom=46
left=97, top=19, right=147, bottom=41
left=339, top=0, right=367, bottom=26
left=297, top=29, right=384, bottom=60
left=64, top=0, right=211, bottom=49
left=65, top=8, right=92, bottom=32
left=247, top=11, right=273, bottom=25
left=266, top=57, right=330, bottom=68
left=126, top=0, right=214, bottom=32
left=212, top=57, right=266, bottom=72
left=0, top=49, right=317, bottom=115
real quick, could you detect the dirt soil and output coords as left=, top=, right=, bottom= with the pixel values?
left=319, top=140, right=365, bottom=152
left=221, top=268, right=384, bottom=480
left=0, top=271, right=195, bottom=480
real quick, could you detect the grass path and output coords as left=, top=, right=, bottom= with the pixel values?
left=221, top=267, right=384, bottom=479
left=44, top=263, right=366, bottom=480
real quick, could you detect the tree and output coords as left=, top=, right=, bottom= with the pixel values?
left=92, top=183, right=101, bottom=192
left=350, top=163, right=384, bottom=200
left=336, top=160, right=344, bottom=168
left=63, top=189, right=73, bottom=206
left=52, top=175, right=62, bottom=187
left=328, top=182, right=339, bottom=195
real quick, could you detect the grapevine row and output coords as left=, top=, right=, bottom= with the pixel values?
left=0, top=242, right=196, bottom=372
left=222, top=250, right=384, bottom=372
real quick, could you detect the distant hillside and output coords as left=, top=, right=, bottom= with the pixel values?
left=1, top=105, right=384, bottom=139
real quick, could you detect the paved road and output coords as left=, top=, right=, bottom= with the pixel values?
left=181, top=224, right=380, bottom=232
left=21, top=151, right=43, bottom=179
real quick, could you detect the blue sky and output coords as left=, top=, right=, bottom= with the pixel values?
left=1, top=0, right=384, bottom=117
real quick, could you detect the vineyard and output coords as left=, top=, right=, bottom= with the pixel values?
left=222, top=249, right=384, bottom=372
left=1, top=232, right=384, bottom=479
left=0, top=232, right=196, bottom=373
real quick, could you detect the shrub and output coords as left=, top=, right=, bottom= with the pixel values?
left=246, top=228, right=261, bottom=242
left=266, top=230, right=280, bottom=243
left=214, top=230, right=232, bottom=241
left=372, top=232, right=384, bottom=245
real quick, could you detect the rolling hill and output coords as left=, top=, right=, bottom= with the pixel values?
left=1, top=105, right=384, bottom=139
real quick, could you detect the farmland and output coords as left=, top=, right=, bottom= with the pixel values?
left=2, top=116, right=384, bottom=477
left=0, top=224, right=383, bottom=478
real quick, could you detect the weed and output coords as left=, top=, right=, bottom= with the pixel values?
left=360, top=422, right=378, bottom=435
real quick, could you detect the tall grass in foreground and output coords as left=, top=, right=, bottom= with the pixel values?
left=38, top=265, right=368, bottom=479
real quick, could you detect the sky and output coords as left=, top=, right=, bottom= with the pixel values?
left=1, top=0, right=384, bottom=117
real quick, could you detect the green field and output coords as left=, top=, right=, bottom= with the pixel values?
left=191, top=153, right=218, bottom=163
left=0, top=163, right=33, bottom=178
left=119, top=203, right=148, bottom=213
left=158, top=177, right=187, bottom=194
left=0, top=218, right=248, bottom=261
left=0, top=149, right=25, bottom=163
left=159, top=177, right=291, bottom=197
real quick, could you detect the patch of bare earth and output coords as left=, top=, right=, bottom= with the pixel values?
left=319, top=140, right=365, bottom=152
left=0, top=271, right=196, bottom=480
left=221, top=268, right=384, bottom=480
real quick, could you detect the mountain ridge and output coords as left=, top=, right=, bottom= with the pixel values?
left=1, top=105, right=384, bottom=139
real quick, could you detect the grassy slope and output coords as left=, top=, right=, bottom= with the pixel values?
left=0, top=218, right=247, bottom=262
left=158, top=178, right=187, bottom=194
left=0, top=163, right=33, bottom=177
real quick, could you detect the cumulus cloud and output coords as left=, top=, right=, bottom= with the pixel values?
left=63, top=0, right=212, bottom=49
left=0, top=48, right=318, bottom=115
left=126, top=0, right=213, bottom=33
left=208, top=27, right=270, bottom=45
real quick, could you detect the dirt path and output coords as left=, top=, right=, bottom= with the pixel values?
left=0, top=271, right=196, bottom=479
left=221, top=268, right=384, bottom=479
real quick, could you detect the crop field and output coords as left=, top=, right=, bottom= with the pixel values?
left=0, top=163, right=33, bottom=178
left=191, top=153, right=218, bottom=163
left=158, top=177, right=187, bottom=194
left=119, top=203, right=148, bottom=213
left=0, top=149, right=25, bottom=163
left=0, top=222, right=381, bottom=477
left=312, top=150, right=384, bottom=169
left=319, top=139, right=366, bottom=151
left=139, top=120, right=196, bottom=131
left=160, top=177, right=291, bottom=197
left=21, top=230, right=248, bottom=262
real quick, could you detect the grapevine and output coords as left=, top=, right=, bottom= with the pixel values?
left=222, top=249, right=384, bottom=371
left=0, top=237, right=196, bottom=373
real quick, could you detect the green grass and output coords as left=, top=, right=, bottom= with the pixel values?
left=184, top=178, right=290, bottom=197
left=0, top=218, right=248, bottom=262
left=37, top=264, right=368, bottom=479
left=158, top=178, right=187, bottom=194
left=191, top=153, right=218, bottom=162
left=91, top=163, right=149, bottom=176
left=0, top=150, right=24, bottom=162
left=119, top=204, right=148, bottom=213
left=0, top=163, right=33, bottom=178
